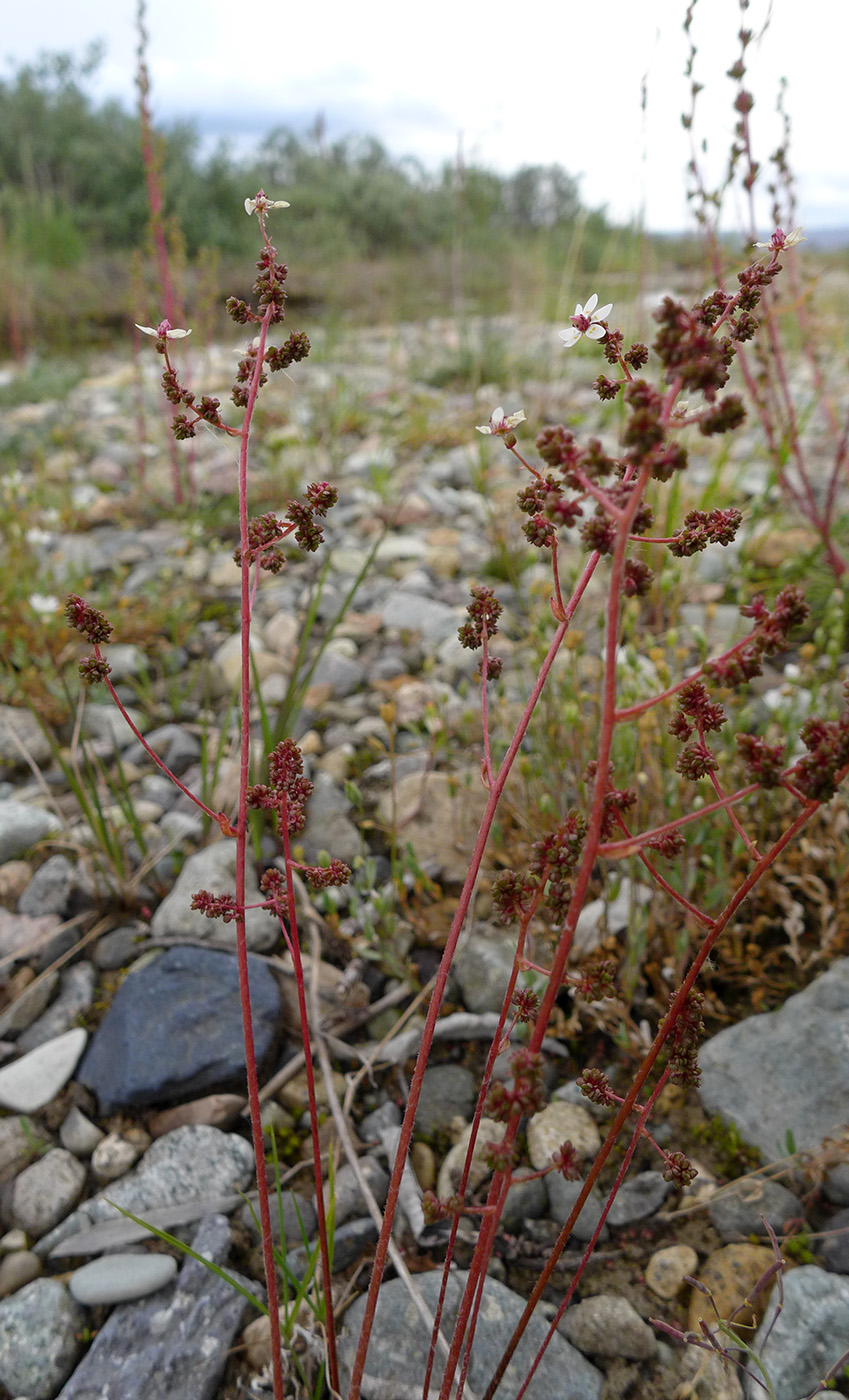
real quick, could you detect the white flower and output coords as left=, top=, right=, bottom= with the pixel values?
left=135, top=322, right=192, bottom=339
left=476, top=406, right=526, bottom=435
left=29, top=594, right=59, bottom=614
left=244, top=195, right=290, bottom=216
left=559, top=293, right=613, bottom=348
left=753, top=226, right=805, bottom=251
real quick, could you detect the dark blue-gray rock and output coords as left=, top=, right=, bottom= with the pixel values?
left=0, top=1277, right=84, bottom=1399
left=819, top=1207, right=849, bottom=1274
left=415, top=1064, right=478, bottom=1136
left=77, top=945, right=281, bottom=1113
left=338, top=1268, right=602, bottom=1399
left=17, top=961, right=97, bottom=1053
left=606, top=1171, right=671, bottom=1227
left=36, top=1124, right=254, bottom=1258
left=18, top=854, right=80, bottom=918
left=707, top=1177, right=803, bottom=1242
left=744, top=1266, right=849, bottom=1400
left=699, top=958, right=849, bottom=1161
left=56, top=1214, right=259, bottom=1400
left=286, top=1216, right=379, bottom=1281
left=150, top=841, right=278, bottom=952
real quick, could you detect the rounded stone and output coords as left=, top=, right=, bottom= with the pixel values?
left=9, top=1148, right=87, bottom=1240
left=91, top=1129, right=149, bottom=1183
left=645, top=1244, right=699, bottom=1300
left=0, top=1028, right=87, bottom=1113
left=687, top=1243, right=778, bottom=1334
left=437, top=1119, right=507, bottom=1201
left=76, top=945, right=281, bottom=1113
left=0, top=1277, right=84, bottom=1398
left=607, top=1171, right=671, bottom=1226
left=819, top=1206, right=849, bottom=1274
left=59, top=1106, right=105, bottom=1158
left=559, top=1293, right=656, bottom=1360
left=707, top=1176, right=802, bottom=1242
left=527, top=1101, right=601, bottom=1170
left=500, top=1168, right=548, bottom=1234
left=69, top=1251, right=178, bottom=1306
left=415, top=1065, right=477, bottom=1137
left=0, top=1251, right=42, bottom=1298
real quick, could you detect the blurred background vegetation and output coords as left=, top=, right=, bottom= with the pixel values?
left=0, top=47, right=711, bottom=351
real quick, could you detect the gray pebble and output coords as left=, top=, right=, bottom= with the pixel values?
left=9, top=1149, right=87, bottom=1240
left=69, top=1252, right=178, bottom=1306
left=0, top=1278, right=84, bottom=1399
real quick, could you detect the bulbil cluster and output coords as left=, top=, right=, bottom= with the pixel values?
left=458, top=584, right=503, bottom=680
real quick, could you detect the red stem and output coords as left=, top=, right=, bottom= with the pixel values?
left=279, top=807, right=340, bottom=1393
left=512, top=1069, right=672, bottom=1400
left=234, top=281, right=286, bottom=1400
left=480, top=798, right=820, bottom=1400
left=346, top=552, right=603, bottom=1400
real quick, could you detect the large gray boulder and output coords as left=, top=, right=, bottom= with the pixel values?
left=699, top=958, right=849, bottom=1161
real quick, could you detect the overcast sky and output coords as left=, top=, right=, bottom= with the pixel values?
left=3, top=0, right=845, bottom=233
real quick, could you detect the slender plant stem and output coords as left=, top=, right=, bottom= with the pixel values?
left=235, top=290, right=285, bottom=1400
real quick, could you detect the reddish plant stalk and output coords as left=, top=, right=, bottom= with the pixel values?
left=234, top=298, right=286, bottom=1400
left=512, top=1069, right=672, bottom=1400
left=435, top=465, right=652, bottom=1400
left=347, top=552, right=602, bottom=1399
left=479, top=799, right=822, bottom=1400
left=278, top=808, right=340, bottom=1394
left=135, top=0, right=191, bottom=506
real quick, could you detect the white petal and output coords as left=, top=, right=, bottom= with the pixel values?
left=753, top=239, right=771, bottom=248
left=785, top=227, right=806, bottom=246
left=573, top=302, right=584, bottom=317
left=504, top=410, right=526, bottom=428
left=583, top=293, right=599, bottom=316
left=267, top=200, right=290, bottom=210
left=476, top=425, right=493, bottom=434
left=559, top=328, right=581, bottom=348
left=595, top=303, right=613, bottom=320
left=491, top=407, right=506, bottom=426
left=245, top=198, right=258, bottom=215
left=165, top=328, right=192, bottom=339
left=135, top=324, right=157, bottom=336
left=586, top=324, right=606, bottom=340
